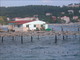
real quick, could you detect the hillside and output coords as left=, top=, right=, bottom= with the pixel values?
left=0, top=5, right=80, bottom=24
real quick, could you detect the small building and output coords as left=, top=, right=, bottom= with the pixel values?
left=68, top=10, right=74, bottom=14
left=8, top=20, right=48, bottom=32
left=68, top=4, right=80, bottom=7
left=79, top=10, right=80, bottom=13
left=7, top=17, right=10, bottom=21
left=12, top=17, right=38, bottom=21
left=73, top=16, right=78, bottom=20
left=61, top=12, right=65, bottom=14
left=46, top=13, right=52, bottom=16
left=61, top=16, right=70, bottom=23
left=52, top=16, right=57, bottom=20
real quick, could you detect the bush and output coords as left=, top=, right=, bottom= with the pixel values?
left=46, top=28, right=51, bottom=31
left=71, top=19, right=78, bottom=23
left=36, top=27, right=39, bottom=31
left=40, top=27, right=45, bottom=31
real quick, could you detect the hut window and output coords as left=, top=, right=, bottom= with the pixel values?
left=41, top=25, right=43, bottom=27
left=34, top=25, right=36, bottom=27
left=17, top=25, right=21, bottom=28
left=26, top=25, right=29, bottom=27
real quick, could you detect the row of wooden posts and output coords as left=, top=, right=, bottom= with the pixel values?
left=0, top=34, right=78, bottom=44
left=0, top=35, right=33, bottom=44
left=1, top=35, right=39, bottom=44
left=0, top=26, right=80, bottom=44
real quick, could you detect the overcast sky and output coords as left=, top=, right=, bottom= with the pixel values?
left=0, top=0, right=80, bottom=7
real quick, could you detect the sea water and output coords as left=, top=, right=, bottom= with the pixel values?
left=0, top=24, right=80, bottom=60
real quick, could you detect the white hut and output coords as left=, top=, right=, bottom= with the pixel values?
left=8, top=20, right=48, bottom=32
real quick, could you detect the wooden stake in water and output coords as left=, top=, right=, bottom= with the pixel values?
left=21, top=36, right=23, bottom=44
left=31, top=36, right=33, bottom=42
left=12, top=36, right=14, bottom=41
left=78, top=27, right=79, bottom=31
left=2, top=36, right=3, bottom=43
left=75, top=34, right=77, bottom=39
left=63, top=35, right=65, bottom=40
left=55, top=35, right=57, bottom=43
left=79, top=35, right=80, bottom=40
left=61, top=26, right=63, bottom=32
left=38, top=35, right=39, bottom=40
left=66, top=35, right=68, bottom=40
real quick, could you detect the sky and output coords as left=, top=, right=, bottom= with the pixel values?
left=0, top=0, right=80, bottom=7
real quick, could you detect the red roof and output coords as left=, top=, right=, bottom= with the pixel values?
left=12, top=17, right=35, bottom=19
left=9, top=20, right=35, bottom=24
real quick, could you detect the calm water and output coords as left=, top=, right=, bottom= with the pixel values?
left=0, top=24, right=80, bottom=60
left=0, top=35, right=80, bottom=60
left=48, top=24, right=80, bottom=31
left=0, top=27, right=8, bottom=31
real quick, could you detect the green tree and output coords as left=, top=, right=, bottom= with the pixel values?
left=0, top=16, right=7, bottom=24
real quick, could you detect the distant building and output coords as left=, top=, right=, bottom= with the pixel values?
left=68, top=4, right=80, bottom=7
left=68, top=10, right=74, bottom=14
left=46, top=13, right=52, bottom=16
left=61, top=16, right=70, bottom=23
left=79, top=10, right=80, bottom=13
left=73, top=16, right=78, bottom=20
left=12, top=17, right=39, bottom=21
left=7, top=17, right=10, bottom=21
left=52, top=16, right=57, bottom=21
left=8, top=20, right=48, bottom=32
left=61, top=12, right=65, bottom=14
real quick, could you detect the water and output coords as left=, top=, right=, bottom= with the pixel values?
left=0, top=24, right=80, bottom=60
left=0, top=27, right=8, bottom=31
left=48, top=24, right=80, bottom=31
left=0, top=34, right=80, bottom=60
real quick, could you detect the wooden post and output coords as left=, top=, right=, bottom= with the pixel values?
left=2, top=36, right=3, bottom=43
left=55, top=35, right=57, bottom=43
left=75, top=34, right=76, bottom=39
left=79, top=35, right=80, bottom=40
left=78, top=27, right=79, bottom=31
left=61, top=26, right=63, bottom=32
left=12, top=36, right=14, bottom=41
left=63, top=35, right=65, bottom=40
left=38, top=35, right=39, bottom=40
left=21, top=36, right=23, bottom=44
left=31, top=36, right=33, bottom=42
left=66, top=35, right=68, bottom=40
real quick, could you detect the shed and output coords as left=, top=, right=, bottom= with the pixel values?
left=8, top=20, right=48, bottom=32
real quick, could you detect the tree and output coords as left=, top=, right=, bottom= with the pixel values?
left=71, top=19, right=78, bottom=23
left=56, top=18, right=66, bottom=23
left=0, top=5, right=80, bottom=23
left=0, top=16, right=7, bottom=24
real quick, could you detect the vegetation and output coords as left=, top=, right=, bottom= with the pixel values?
left=70, top=19, right=79, bottom=23
left=0, top=16, right=8, bottom=24
left=0, top=5, right=80, bottom=24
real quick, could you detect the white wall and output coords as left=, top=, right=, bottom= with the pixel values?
left=14, top=24, right=23, bottom=31
left=29, top=24, right=36, bottom=30
left=45, top=24, right=48, bottom=29
left=23, top=20, right=48, bottom=30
